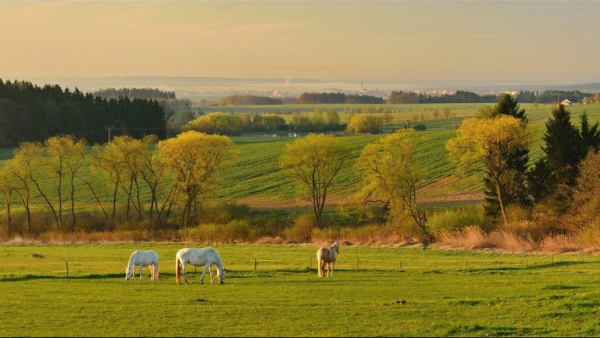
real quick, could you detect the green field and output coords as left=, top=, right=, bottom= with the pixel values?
left=1, top=243, right=599, bottom=337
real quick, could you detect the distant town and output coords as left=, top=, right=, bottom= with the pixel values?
left=18, top=76, right=600, bottom=104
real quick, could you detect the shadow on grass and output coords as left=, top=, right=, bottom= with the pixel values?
left=446, top=324, right=534, bottom=336
left=0, top=273, right=125, bottom=282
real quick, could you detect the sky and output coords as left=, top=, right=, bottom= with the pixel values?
left=2, top=1, right=600, bottom=88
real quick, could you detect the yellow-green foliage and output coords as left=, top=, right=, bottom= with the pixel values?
left=179, top=219, right=254, bottom=243
left=355, top=129, right=420, bottom=224
left=427, top=206, right=485, bottom=236
left=283, top=213, right=315, bottom=241
left=346, top=114, right=381, bottom=133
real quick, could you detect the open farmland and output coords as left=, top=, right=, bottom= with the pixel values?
left=1, top=102, right=600, bottom=214
left=1, top=243, right=600, bottom=337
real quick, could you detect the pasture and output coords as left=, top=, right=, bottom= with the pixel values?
left=1, top=243, right=600, bottom=337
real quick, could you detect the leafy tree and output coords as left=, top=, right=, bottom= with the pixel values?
left=158, top=131, right=237, bottom=228
left=476, top=105, right=493, bottom=118
left=326, top=108, right=340, bottom=125
left=7, top=142, right=44, bottom=233
left=311, top=109, right=325, bottom=131
left=261, top=114, right=286, bottom=131
left=183, top=112, right=243, bottom=136
left=0, top=166, right=14, bottom=233
left=355, top=129, right=428, bottom=240
left=279, top=134, right=351, bottom=228
left=346, top=114, right=382, bottom=134
left=40, top=135, right=88, bottom=230
left=569, top=150, right=600, bottom=229
left=483, top=94, right=530, bottom=222
left=446, top=116, right=531, bottom=224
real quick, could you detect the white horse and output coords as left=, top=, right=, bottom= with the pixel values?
left=175, top=247, right=226, bottom=285
left=317, top=242, right=339, bottom=278
left=125, top=250, right=159, bottom=281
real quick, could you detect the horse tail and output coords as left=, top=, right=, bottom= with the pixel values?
left=317, top=250, right=323, bottom=277
left=175, top=257, right=181, bottom=284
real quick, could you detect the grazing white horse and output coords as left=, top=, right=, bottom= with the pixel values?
left=175, top=247, right=226, bottom=285
left=317, top=242, right=339, bottom=278
left=125, top=250, right=159, bottom=281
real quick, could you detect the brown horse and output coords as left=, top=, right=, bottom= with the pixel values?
left=317, top=242, right=339, bottom=277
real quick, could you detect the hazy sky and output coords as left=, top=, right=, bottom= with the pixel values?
left=2, top=1, right=600, bottom=86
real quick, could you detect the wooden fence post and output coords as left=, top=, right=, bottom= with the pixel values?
left=254, top=258, right=257, bottom=272
left=65, top=262, right=69, bottom=278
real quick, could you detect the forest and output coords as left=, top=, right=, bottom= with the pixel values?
left=0, top=79, right=167, bottom=147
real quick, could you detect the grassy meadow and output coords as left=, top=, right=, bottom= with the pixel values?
left=1, top=243, right=600, bottom=337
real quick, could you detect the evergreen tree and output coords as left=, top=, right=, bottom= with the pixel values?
left=578, top=111, right=600, bottom=159
left=527, top=105, right=600, bottom=214
left=543, top=104, right=580, bottom=188
left=483, top=94, right=530, bottom=223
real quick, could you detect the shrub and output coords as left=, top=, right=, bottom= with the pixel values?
left=179, top=219, right=254, bottom=243
left=427, top=206, right=485, bottom=236
left=283, top=213, right=315, bottom=242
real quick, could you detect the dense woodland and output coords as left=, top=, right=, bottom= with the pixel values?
left=0, top=79, right=167, bottom=147
left=388, top=89, right=598, bottom=104
left=94, top=87, right=176, bottom=100
left=213, top=90, right=599, bottom=106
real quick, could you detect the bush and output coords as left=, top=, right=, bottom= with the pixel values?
left=283, top=213, right=315, bottom=242
left=427, top=206, right=485, bottom=236
left=179, top=219, right=254, bottom=243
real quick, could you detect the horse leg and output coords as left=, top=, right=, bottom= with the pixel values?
left=182, top=263, right=189, bottom=284
left=150, top=264, right=155, bottom=281
left=139, top=265, right=143, bottom=280
left=183, top=268, right=189, bottom=284
left=200, top=265, right=211, bottom=284
left=331, top=262, right=334, bottom=277
left=209, top=265, right=215, bottom=284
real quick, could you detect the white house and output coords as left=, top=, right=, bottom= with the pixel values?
left=561, top=99, right=578, bottom=106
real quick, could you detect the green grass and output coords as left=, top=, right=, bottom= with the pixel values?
left=1, top=243, right=600, bottom=337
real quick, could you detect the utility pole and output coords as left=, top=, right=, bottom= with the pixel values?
left=105, top=126, right=114, bottom=143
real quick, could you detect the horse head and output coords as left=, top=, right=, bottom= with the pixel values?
left=125, top=267, right=133, bottom=280
left=332, top=242, right=340, bottom=255
left=218, top=268, right=226, bottom=284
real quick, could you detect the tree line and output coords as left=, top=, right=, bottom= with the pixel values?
left=388, top=89, right=600, bottom=105
left=220, top=90, right=599, bottom=107
left=182, top=109, right=346, bottom=136
left=0, top=79, right=167, bottom=147
left=0, top=132, right=236, bottom=234
left=94, top=87, right=176, bottom=100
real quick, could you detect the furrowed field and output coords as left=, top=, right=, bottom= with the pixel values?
left=1, top=243, right=600, bottom=337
